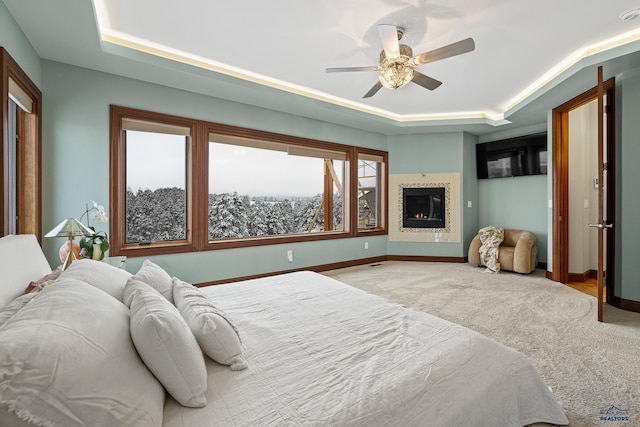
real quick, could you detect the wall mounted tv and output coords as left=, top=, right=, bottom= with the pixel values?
left=476, top=132, right=547, bottom=179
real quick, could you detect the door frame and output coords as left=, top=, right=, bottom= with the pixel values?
left=550, top=77, right=616, bottom=304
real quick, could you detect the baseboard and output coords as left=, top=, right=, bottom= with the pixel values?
left=568, top=269, right=598, bottom=282
left=198, top=255, right=550, bottom=286
left=548, top=269, right=602, bottom=283
left=386, top=255, right=467, bottom=263
left=309, top=256, right=388, bottom=273
left=609, top=296, right=640, bottom=313
left=197, top=256, right=387, bottom=287
left=543, top=271, right=640, bottom=314
left=197, top=255, right=469, bottom=287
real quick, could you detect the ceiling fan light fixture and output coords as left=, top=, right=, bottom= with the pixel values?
left=620, top=7, right=640, bottom=21
left=327, top=25, right=474, bottom=98
left=378, top=56, right=414, bottom=89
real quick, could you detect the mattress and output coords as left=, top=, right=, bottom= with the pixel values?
left=162, top=271, right=568, bottom=427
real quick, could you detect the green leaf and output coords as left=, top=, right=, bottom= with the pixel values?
left=79, top=237, right=91, bottom=251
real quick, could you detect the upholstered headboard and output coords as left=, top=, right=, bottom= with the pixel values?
left=0, top=234, right=52, bottom=309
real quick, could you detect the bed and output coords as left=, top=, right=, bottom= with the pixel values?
left=0, top=234, right=569, bottom=426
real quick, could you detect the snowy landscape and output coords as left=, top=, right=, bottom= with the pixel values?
left=124, top=187, right=344, bottom=243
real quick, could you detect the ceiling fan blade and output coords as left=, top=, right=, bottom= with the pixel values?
left=378, top=24, right=400, bottom=59
left=326, top=66, right=379, bottom=73
left=363, top=81, right=383, bottom=98
left=412, top=37, right=475, bottom=66
left=412, top=71, right=443, bottom=91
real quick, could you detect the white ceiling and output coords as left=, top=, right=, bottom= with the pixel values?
left=4, top=0, right=640, bottom=135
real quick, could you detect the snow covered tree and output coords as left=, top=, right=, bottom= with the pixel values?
left=125, top=187, right=186, bottom=243
left=209, top=193, right=249, bottom=239
left=125, top=188, right=332, bottom=242
left=293, top=194, right=323, bottom=232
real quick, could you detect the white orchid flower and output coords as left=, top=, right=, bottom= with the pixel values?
left=88, top=200, right=109, bottom=222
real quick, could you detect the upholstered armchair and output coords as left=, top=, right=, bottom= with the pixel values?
left=468, top=229, right=538, bottom=274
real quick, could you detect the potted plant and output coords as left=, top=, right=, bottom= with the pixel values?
left=78, top=201, right=110, bottom=260
left=79, top=228, right=110, bottom=260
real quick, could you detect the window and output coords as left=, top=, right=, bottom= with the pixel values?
left=110, top=107, right=197, bottom=256
left=7, top=99, right=18, bottom=234
left=110, top=106, right=387, bottom=256
left=1, top=48, right=42, bottom=239
left=123, top=119, right=190, bottom=244
left=357, top=152, right=386, bottom=230
left=207, top=134, right=346, bottom=241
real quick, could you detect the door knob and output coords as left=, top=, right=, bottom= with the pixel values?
left=588, top=223, right=613, bottom=229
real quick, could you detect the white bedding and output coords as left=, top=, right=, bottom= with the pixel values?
left=163, top=271, right=568, bottom=427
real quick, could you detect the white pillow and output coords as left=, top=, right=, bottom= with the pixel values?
left=126, top=279, right=208, bottom=408
left=59, top=258, right=132, bottom=302
left=131, top=259, right=174, bottom=303
left=0, top=278, right=164, bottom=426
left=0, top=234, right=52, bottom=309
left=173, top=278, right=247, bottom=370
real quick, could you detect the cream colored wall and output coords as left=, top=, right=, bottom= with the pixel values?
left=568, top=101, right=599, bottom=275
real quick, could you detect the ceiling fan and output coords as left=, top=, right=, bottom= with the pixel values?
left=326, top=24, right=475, bottom=98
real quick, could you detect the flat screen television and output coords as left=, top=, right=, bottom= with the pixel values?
left=476, top=132, right=547, bottom=179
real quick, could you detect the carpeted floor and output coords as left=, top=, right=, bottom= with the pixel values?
left=323, top=261, right=640, bottom=427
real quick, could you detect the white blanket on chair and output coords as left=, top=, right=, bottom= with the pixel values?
left=479, top=226, right=504, bottom=272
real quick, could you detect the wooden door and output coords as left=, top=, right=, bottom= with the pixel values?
left=589, top=67, right=612, bottom=322
left=551, top=71, right=616, bottom=317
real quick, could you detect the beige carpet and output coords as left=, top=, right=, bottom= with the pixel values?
left=324, top=261, right=640, bottom=427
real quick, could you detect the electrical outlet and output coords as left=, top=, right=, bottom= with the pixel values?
left=364, top=242, right=369, bottom=250
left=287, top=250, right=293, bottom=262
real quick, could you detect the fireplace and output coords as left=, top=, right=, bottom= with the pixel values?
left=390, top=173, right=459, bottom=243
left=402, top=187, right=446, bottom=228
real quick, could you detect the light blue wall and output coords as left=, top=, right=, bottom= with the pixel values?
left=0, top=2, right=41, bottom=87
left=40, top=60, right=388, bottom=283
left=476, top=124, right=549, bottom=264
left=386, top=132, right=467, bottom=257
left=462, top=132, right=480, bottom=252
left=388, top=133, right=463, bottom=174
left=616, top=71, right=640, bottom=302
left=478, top=175, right=548, bottom=262
left=546, top=113, right=554, bottom=271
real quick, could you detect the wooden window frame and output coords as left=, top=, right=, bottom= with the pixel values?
left=1, top=47, right=42, bottom=240
left=110, top=106, right=199, bottom=257
left=354, top=150, right=388, bottom=235
left=110, top=105, right=387, bottom=257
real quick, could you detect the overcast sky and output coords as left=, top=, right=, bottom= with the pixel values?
left=126, top=132, right=337, bottom=197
